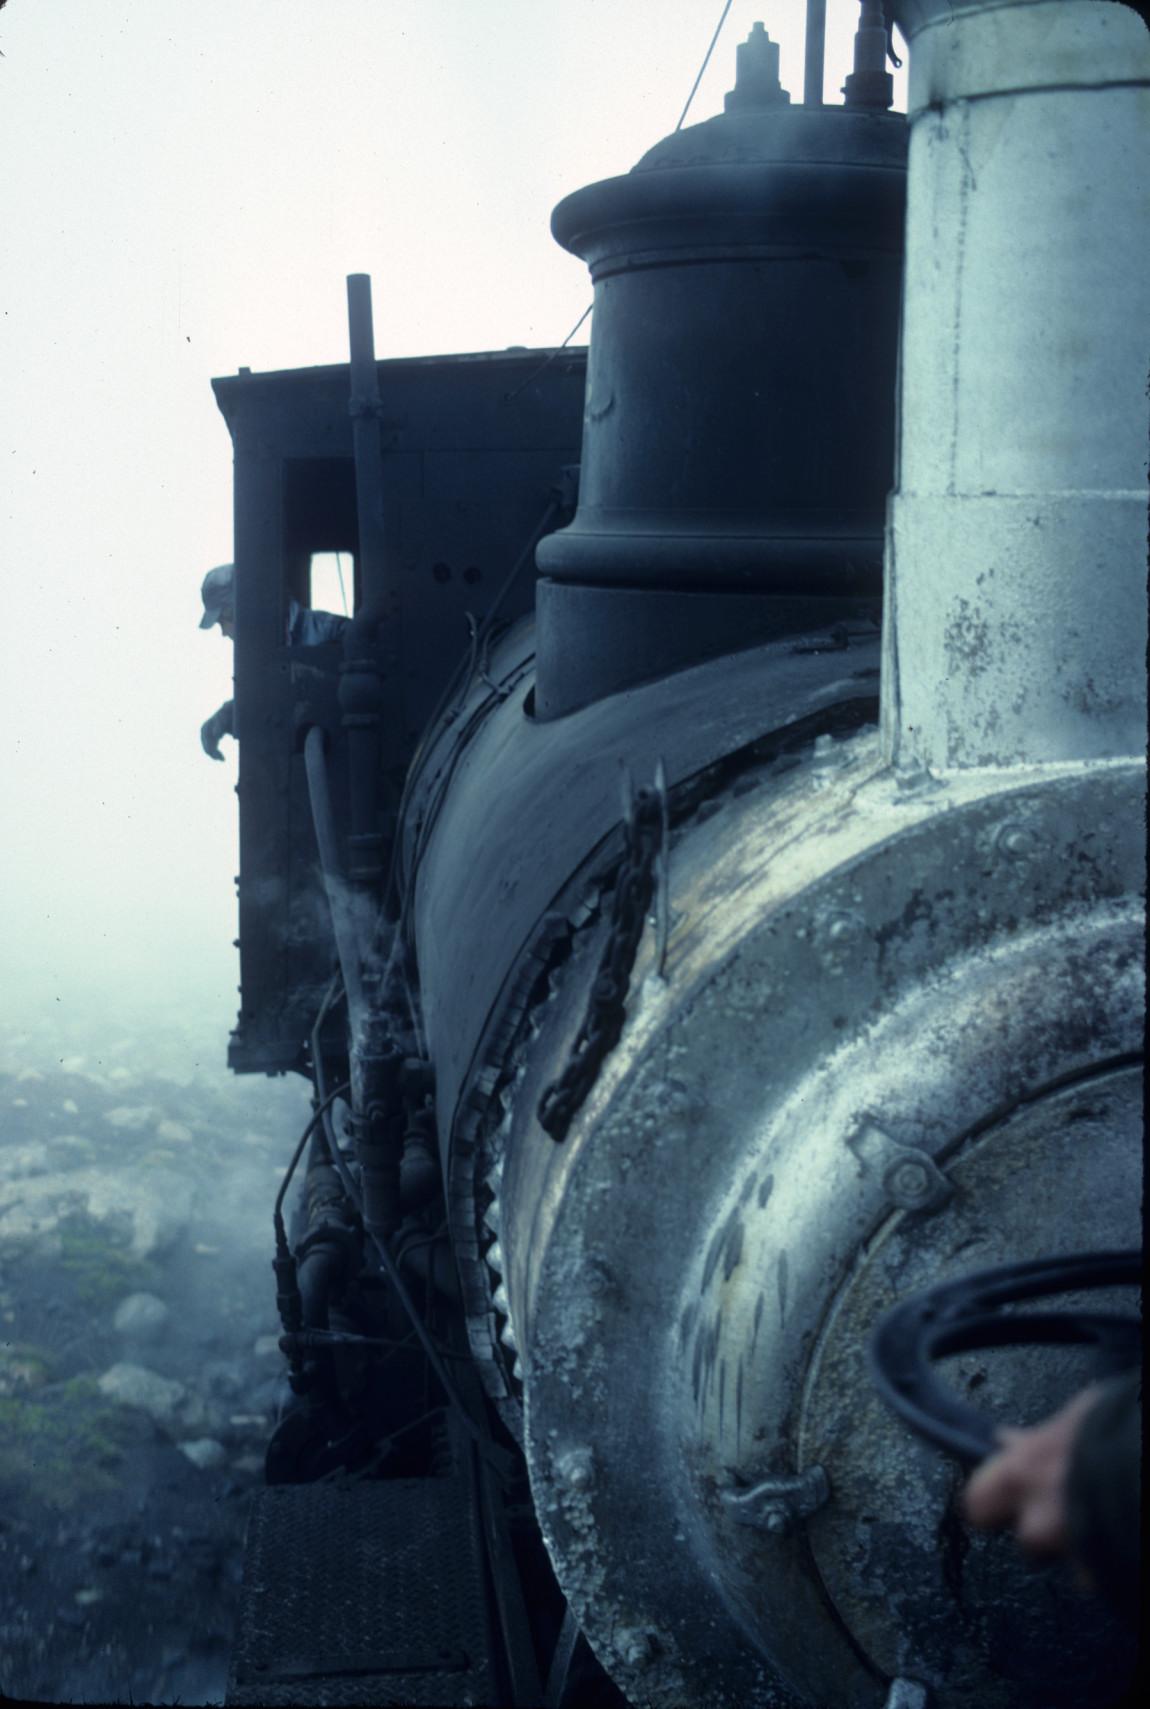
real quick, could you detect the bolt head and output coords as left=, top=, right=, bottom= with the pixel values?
left=557, top=1446, right=594, bottom=1491
left=618, top=1626, right=658, bottom=1668
left=887, top=1160, right=931, bottom=1204
left=998, top=823, right=1038, bottom=861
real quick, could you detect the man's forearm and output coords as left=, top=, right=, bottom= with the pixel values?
left=1065, top=1369, right=1142, bottom=1629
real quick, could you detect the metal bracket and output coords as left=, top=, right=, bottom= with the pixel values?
left=347, top=395, right=386, bottom=421
left=721, top=1464, right=830, bottom=1536
left=848, top=1119, right=952, bottom=1214
left=884, top=1680, right=929, bottom=1709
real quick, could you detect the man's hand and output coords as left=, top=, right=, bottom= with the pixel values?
left=962, top=1386, right=1101, bottom=1561
left=200, top=699, right=235, bottom=761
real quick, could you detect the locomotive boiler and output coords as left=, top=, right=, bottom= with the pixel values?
left=214, top=4, right=1147, bottom=1707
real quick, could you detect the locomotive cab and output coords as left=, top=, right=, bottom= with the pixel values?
left=211, top=348, right=585, bottom=1073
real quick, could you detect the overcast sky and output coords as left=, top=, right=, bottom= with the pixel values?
left=0, top=0, right=906, bottom=1076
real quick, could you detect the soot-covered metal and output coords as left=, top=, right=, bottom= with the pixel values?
left=534, top=18, right=906, bottom=714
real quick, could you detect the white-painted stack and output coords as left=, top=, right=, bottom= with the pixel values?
left=882, top=0, right=1149, bottom=771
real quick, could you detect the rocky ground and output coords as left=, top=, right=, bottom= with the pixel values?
left=0, top=1015, right=310, bottom=1705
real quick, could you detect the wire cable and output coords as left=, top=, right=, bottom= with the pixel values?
left=675, top=0, right=736, bottom=130
left=506, top=1, right=736, bottom=413
left=273, top=1077, right=352, bottom=1245
left=502, top=305, right=593, bottom=407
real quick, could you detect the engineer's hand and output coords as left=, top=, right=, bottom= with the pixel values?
left=961, top=1385, right=1100, bottom=1563
left=200, top=698, right=235, bottom=761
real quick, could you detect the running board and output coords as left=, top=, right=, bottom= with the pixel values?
left=226, top=1469, right=499, bottom=1706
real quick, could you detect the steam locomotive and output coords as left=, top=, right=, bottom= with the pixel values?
left=212, top=3, right=1146, bottom=1705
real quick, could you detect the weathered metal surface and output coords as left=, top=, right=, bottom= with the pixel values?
left=411, top=627, right=880, bottom=1439
left=882, top=0, right=1150, bottom=771
left=494, top=738, right=1141, bottom=1707
left=411, top=625, right=881, bottom=1167
left=802, top=1070, right=1141, bottom=1707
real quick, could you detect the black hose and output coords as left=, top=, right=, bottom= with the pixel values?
left=297, top=1244, right=343, bottom=1331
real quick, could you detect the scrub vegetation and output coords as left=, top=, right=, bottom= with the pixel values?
left=0, top=1035, right=309, bottom=1705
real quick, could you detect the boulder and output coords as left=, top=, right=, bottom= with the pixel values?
left=112, top=1293, right=170, bottom=1338
left=0, top=1166, right=194, bottom=1257
left=177, top=1438, right=227, bottom=1471
left=98, top=1363, right=187, bottom=1427
left=97, top=1363, right=211, bottom=1435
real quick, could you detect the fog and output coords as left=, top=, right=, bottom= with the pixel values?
left=1, top=0, right=904, bottom=1077
left=0, top=1, right=906, bottom=1699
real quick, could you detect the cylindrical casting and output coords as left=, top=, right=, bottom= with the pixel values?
left=537, top=88, right=907, bottom=596
left=532, top=28, right=906, bottom=716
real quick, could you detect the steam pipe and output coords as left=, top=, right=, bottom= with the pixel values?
left=803, top=0, right=826, bottom=105
left=270, top=1081, right=351, bottom=1402
left=881, top=0, right=1150, bottom=772
left=296, top=1147, right=358, bottom=1331
left=843, top=1, right=894, bottom=108
left=343, top=274, right=397, bottom=888
left=346, top=274, right=389, bottom=631
left=303, top=723, right=401, bottom=1246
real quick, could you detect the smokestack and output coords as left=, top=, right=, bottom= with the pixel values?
left=882, top=0, right=1149, bottom=772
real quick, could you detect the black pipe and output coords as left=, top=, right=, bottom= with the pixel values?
left=344, top=273, right=402, bottom=893
left=394, top=1225, right=459, bottom=1304
left=297, top=1244, right=342, bottom=1331
left=400, top=1103, right=441, bottom=1214
left=346, top=274, right=390, bottom=632
left=804, top=0, right=826, bottom=106
left=843, top=1, right=895, bottom=108
left=297, top=1154, right=358, bottom=1326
